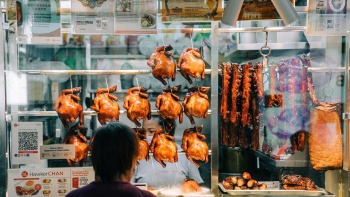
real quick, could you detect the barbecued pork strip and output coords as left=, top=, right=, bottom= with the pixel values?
left=221, top=124, right=229, bottom=146
left=220, top=63, right=232, bottom=122
left=241, top=63, right=254, bottom=127
left=229, top=123, right=239, bottom=148
left=230, top=63, right=242, bottom=125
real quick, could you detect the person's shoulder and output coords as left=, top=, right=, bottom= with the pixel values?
left=140, top=189, right=156, bottom=197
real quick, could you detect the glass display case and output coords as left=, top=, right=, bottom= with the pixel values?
left=0, top=0, right=349, bottom=196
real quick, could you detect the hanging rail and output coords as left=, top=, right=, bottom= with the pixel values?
left=14, top=69, right=212, bottom=75
left=14, top=67, right=348, bottom=75
left=157, top=26, right=306, bottom=34
left=11, top=109, right=212, bottom=117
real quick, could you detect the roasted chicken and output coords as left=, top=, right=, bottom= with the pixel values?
left=134, top=128, right=150, bottom=164
left=182, top=86, right=210, bottom=124
left=181, top=125, right=209, bottom=168
left=155, top=85, right=183, bottom=123
left=178, top=47, right=205, bottom=84
left=63, top=124, right=89, bottom=167
left=54, top=87, right=84, bottom=129
left=90, top=85, right=120, bottom=125
left=146, top=45, right=176, bottom=86
left=181, top=179, right=202, bottom=193
left=123, top=87, right=151, bottom=127
left=149, top=129, right=178, bottom=168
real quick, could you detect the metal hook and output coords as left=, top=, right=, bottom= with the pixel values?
left=69, top=74, right=73, bottom=94
left=322, top=66, right=334, bottom=102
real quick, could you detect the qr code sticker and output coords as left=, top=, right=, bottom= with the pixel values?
left=80, top=177, right=89, bottom=186
left=18, top=132, right=38, bottom=151
left=327, top=19, right=334, bottom=29
left=96, top=19, right=101, bottom=29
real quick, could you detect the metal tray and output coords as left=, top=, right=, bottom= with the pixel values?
left=218, top=182, right=328, bottom=196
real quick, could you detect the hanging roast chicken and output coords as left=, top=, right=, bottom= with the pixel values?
left=182, top=86, right=210, bottom=124
left=146, top=45, right=176, bottom=86
left=63, top=124, right=89, bottom=167
left=123, top=87, right=151, bottom=127
left=54, top=87, right=84, bottom=129
left=133, top=128, right=150, bottom=164
left=178, top=47, right=205, bottom=84
left=155, top=85, right=183, bottom=124
left=181, top=125, right=209, bottom=168
left=90, top=85, right=120, bottom=125
left=150, top=129, right=178, bottom=168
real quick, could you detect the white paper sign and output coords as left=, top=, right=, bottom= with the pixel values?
left=307, top=0, right=350, bottom=36
left=7, top=167, right=94, bottom=196
left=11, top=122, right=43, bottom=164
left=40, top=144, right=75, bottom=160
left=16, top=0, right=62, bottom=44
left=71, top=0, right=114, bottom=34
left=114, top=0, right=157, bottom=34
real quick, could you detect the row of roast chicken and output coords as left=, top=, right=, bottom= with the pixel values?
left=54, top=85, right=210, bottom=129
left=62, top=123, right=209, bottom=169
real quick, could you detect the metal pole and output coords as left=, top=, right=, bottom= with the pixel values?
left=210, top=21, right=219, bottom=197
left=0, top=10, right=7, bottom=197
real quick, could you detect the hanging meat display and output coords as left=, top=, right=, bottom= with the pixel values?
left=146, top=45, right=176, bottom=86
left=123, top=87, right=151, bottom=127
left=150, top=129, right=178, bottom=168
left=54, top=87, right=84, bottom=129
left=133, top=128, right=150, bottom=164
left=182, top=86, right=210, bottom=124
left=90, top=85, right=120, bottom=125
left=219, top=54, right=318, bottom=152
left=155, top=85, right=183, bottom=124
left=63, top=124, right=89, bottom=167
left=178, top=47, right=206, bottom=84
left=181, top=125, right=209, bottom=168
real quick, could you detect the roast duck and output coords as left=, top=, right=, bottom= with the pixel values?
left=182, top=86, right=210, bottom=124
left=63, top=124, right=89, bottom=167
left=181, top=125, right=209, bottom=168
left=178, top=47, right=205, bottom=84
left=155, top=85, right=183, bottom=124
left=123, top=87, right=151, bottom=127
left=181, top=179, right=202, bottom=193
left=90, top=85, right=120, bottom=125
left=133, top=128, right=150, bottom=164
left=146, top=45, right=176, bottom=86
left=150, top=129, right=178, bottom=168
left=54, top=87, right=84, bottom=129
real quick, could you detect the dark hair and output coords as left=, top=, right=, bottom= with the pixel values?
left=151, top=115, right=176, bottom=136
left=91, top=122, right=139, bottom=182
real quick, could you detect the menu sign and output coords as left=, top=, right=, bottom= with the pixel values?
left=8, top=167, right=94, bottom=196
left=114, top=0, right=157, bottom=34
left=307, top=0, right=350, bottom=36
left=161, top=0, right=223, bottom=21
left=11, top=122, right=43, bottom=164
left=16, top=0, right=62, bottom=44
left=71, top=0, right=114, bottom=34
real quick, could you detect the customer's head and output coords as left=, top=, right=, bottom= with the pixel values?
left=143, top=116, right=176, bottom=138
left=91, top=122, right=139, bottom=182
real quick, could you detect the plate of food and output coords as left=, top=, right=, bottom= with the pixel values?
left=141, top=14, right=156, bottom=28
left=15, top=180, right=42, bottom=196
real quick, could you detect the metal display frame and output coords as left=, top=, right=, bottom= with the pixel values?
left=0, top=7, right=349, bottom=197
